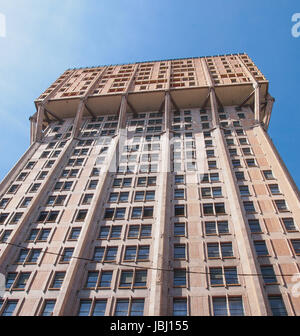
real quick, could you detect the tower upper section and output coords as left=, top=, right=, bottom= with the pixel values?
left=32, top=53, right=272, bottom=130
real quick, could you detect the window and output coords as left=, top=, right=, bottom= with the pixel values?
left=29, top=183, right=41, bottom=192
left=174, top=189, right=185, bottom=200
left=208, top=160, right=217, bottom=169
left=88, top=180, right=98, bottom=190
left=134, top=191, right=155, bottom=202
left=254, top=241, right=269, bottom=256
left=174, top=244, right=186, bottom=260
left=46, top=195, right=67, bottom=206
left=37, top=171, right=48, bottom=180
left=246, top=159, right=257, bottom=167
left=239, top=138, right=248, bottom=145
left=137, top=176, right=156, bottom=187
left=174, top=269, right=186, bottom=287
left=76, top=209, right=88, bottom=222
left=0, top=213, right=9, bottom=224
left=131, top=206, right=153, bottom=219
left=212, top=297, right=244, bottom=316
left=104, top=208, right=126, bottom=220
left=239, top=185, right=250, bottom=196
left=124, top=245, right=149, bottom=262
left=243, top=201, right=256, bottom=213
left=263, top=170, right=274, bottom=180
left=50, top=272, right=66, bottom=289
left=291, top=240, right=300, bottom=255
left=113, top=178, right=132, bottom=188
left=20, top=197, right=33, bottom=208
left=25, top=161, right=36, bottom=170
left=229, top=148, right=237, bottom=156
left=60, top=248, right=74, bottom=263
left=235, top=171, right=245, bottom=181
left=119, top=270, right=147, bottom=288
left=16, top=249, right=41, bottom=264
left=54, top=181, right=73, bottom=191
left=17, top=172, right=28, bottom=181
left=173, top=298, right=187, bottom=316
left=204, top=221, right=229, bottom=235
left=82, top=194, right=94, bottom=205
left=85, top=270, right=113, bottom=289
left=275, top=200, right=288, bottom=212
left=174, top=205, right=185, bottom=217
left=210, top=267, right=239, bottom=286
left=174, top=223, right=186, bottom=237
left=232, top=159, right=241, bottom=168
left=114, top=299, right=144, bottom=316
left=99, top=271, right=113, bottom=288
left=269, top=184, right=280, bottom=195
left=68, top=228, right=81, bottom=241
left=127, top=225, right=152, bottom=239
left=10, top=212, right=23, bottom=224
left=0, top=198, right=10, bottom=209
left=37, top=210, right=59, bottom=223
left=0, top=300, right=18, bottom=316
left=282, top=218, right=297, bottom=232
left=261, top=266, right=277, bottom=284
left=104, top=247, right=118, bottom=262
left=207, top=242, right=233, bottom=259
left=203, top=203, right=226, bottom=216
left=0, top=230, right=12, bottom=243
left=41, top=300, right=56, bottom=316
left=78, top=300, right=107, bottom=316
left=8, top=272, right=30, bottom=290
left=248, top=219, right=262, bottom=233
left=5, top=273, right=17, bottom=290
left=8, top=184, right=20, bottom=194
left=268, top=296, right=288, bottom=316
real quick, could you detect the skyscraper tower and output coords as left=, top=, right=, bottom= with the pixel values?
left=0, top=53, right=299, bottom=316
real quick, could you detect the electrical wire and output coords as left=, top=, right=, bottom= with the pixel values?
left=2, top=241, right=299, bottom=279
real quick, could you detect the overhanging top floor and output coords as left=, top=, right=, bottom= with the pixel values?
left=32, top=53, right=271, bottom=127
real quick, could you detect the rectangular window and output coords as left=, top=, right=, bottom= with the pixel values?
left=261, top=265, right=277, bottom=284
left=174, top=244, right=186, bottom=260
left=282, top=218, right=297, bottom=232
left=51, top=272, right=66, bottom=289
left=269, top=184, right=280, bottom=195
left=248, top=219, right=262, bottom=233
left=99, top=271, right=113, bottom=288
left=275, top=200, right=288, bottom=212
left=41, top=300, right=56, bottom=316
left=243, top=201, right=256, bottom=213
left=60, top=248, right=74, bottom=263
left=268, top=296, right=287, bottom=316
left=254, top=241, right=269, bottom=256
left=1, top=300, right=18, bottom=316
left=173, top=298, right=187, bottom=316
left=291, top=240, right=300, bottom=255
left=213, top=297, right=244, bottom=316
left=174, top=269, right=187, bottom=287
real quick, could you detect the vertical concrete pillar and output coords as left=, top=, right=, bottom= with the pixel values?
left=34, top=105, right=45, bottom=142
left=148, top=92, right=171, bottom=316
left=54, top=97, right=128, bottom=316
left=201, top=58, right=268, bottom=316
left=71, top=100, right=85, bottom=139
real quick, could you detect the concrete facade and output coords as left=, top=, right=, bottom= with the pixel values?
left=0, top=53, right=299, bottom=316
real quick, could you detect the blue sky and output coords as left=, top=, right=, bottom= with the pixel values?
left=0, top=0, right=299, bottom=188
